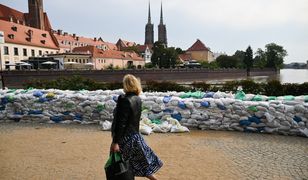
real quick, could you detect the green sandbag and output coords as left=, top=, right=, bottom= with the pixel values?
left=7, top=95, right=15, bottom=103
left=248, top=106, right=258, bottom=112
left=64, top=102, right=74, bottom=109
left=267, top=96, right=277, bottom=101
left=96, top=104, right=105, bottom=112
left=305, top=96, right=308, bottom=102
left=151, top=119, right=162, bottom=124
left=284, top=95, right=295, bottom=101
left=180, top=92, right=192, bottom=99
left=190, top=91, right=205, bottom=99
left=7, top=89, right=16, bottom=93
left=252, top=95, right=263, bottom=101
left=235, top=91, right=246, bottom=101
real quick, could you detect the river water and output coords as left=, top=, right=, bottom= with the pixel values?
left=206, top=69, right=308, bottom=84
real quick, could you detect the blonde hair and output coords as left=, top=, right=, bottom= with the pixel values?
left=123, top=74, right=142, bottom=95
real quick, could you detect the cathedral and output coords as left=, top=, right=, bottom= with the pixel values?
left=145, top=2, right=167, bottom=47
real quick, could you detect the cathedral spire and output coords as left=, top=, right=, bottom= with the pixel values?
left=160, top=1, right=163, bottom=24
left=145, top=1, right=154, bottom=45
left=148, top=1, right=151, bottom=24
left=158, top=1, right=167, bottom=46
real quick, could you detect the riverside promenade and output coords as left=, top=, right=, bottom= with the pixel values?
left=0, top=123, right=307, bottom=180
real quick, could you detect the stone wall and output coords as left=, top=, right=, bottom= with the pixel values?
left=2, top=68, right=277, bottom=88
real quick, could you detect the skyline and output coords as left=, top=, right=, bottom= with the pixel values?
left=1, top=0, right=307, bottom=63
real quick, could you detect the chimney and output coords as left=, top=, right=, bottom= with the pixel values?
left=94, top=37, right=97, bottom=41
left=57, top=29, right=62, bottom=35
left=63, top=32, right=68, bottom=36
left=73, top=33, right=76, bottom=38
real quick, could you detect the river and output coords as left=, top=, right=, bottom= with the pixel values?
left=206, top=69, right=308, bottom=84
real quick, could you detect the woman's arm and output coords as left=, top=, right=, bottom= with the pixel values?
left=112, top=97, right=131, bottom=143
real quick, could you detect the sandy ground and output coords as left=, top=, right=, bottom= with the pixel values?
left=0, top=123, right=298, bottom=180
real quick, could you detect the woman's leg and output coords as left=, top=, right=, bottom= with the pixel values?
left=146, top=174, right=158, bottom=180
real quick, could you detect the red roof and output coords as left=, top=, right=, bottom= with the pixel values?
left=0, top=4, right=25, bottom=23
left=179, top=54, right=191, bottom=62
left=116, top=38, right=136, bottom=48
left=73, top=46, right=143, bottom=61
left=53, top=32, right=118, bottom=51
left=187, top=39, right=210, bottom=51
left=0, top=19, right=58, bottom=49
left=0, top=4, right=52, bottom=31
left=137, top=44, right=153, bottom=52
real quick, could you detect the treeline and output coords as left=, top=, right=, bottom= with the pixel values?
left=24, top=76, right=307, bottom=96
left=148, top=42, right=287, bottom=74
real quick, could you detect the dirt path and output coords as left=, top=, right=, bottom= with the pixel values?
left=0, top=123, right=307, bottom=180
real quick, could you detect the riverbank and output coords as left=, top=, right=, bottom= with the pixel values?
left=0, top=123, right=307, bottom=180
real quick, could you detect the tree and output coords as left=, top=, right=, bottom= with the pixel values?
left=265, top=43, right=287, bottom=71
left=151, top=41, right=178, bottom=68
left=233, top=50, right=246, bottom=68
left=254, top=48, right=266, bottom=68
left=175, top=47, right=185, bottom=55
left=243, top=46, right=253, bottom=76
left=216, top=55, right=239, bottom=68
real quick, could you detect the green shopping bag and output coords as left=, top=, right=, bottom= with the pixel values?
left=105, top=152, right=134, bottom=180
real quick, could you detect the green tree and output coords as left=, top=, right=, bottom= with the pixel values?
left=254, top=48, right=266, bottom=68
left=175, top=47, right=185, bottom=55
left=122, top=46, right=141, bottom=55
left=243, top=46, right=253, bottom=76
left=216, top=55, right=239, bottom=68
left=265, top=43, right=287, bottom=71
left=151, top=41, right=178, bottom=68
left=233, top=50, right=246, bottom=68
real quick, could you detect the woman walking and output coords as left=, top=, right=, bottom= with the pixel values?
left=110, top=74, right=163, bottom=180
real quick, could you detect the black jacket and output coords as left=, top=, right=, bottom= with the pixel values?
left=111, top=92, right=141, bottom=143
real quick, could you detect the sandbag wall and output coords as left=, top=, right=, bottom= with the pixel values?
left=0, top=89, right=307, bottom=137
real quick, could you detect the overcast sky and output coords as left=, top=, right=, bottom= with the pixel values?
left=1, top=0, right=308, bottom=63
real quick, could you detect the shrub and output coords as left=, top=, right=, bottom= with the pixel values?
left=264, top=80, right=284, bottom=96
left=144, top=81, right=190, bottom=92
left=191, top=82, right=211, bottom=91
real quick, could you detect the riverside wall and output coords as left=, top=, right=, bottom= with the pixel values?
left=1, top=68, right=277, bottom=88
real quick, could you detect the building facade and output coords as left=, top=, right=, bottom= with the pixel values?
left=73, top=46, right=144, bottom=70
left=53, top=30, right=118, bottom=53
left=0, top=19, right=58, bottom=70
left=186, top=39, right=214, bottom=62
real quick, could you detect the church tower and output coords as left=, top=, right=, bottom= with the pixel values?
left=158, top=2, right=167, bottom=46
left=28, top=0, right=45, bottom=30
left=144, top=2, right=154, bottom=45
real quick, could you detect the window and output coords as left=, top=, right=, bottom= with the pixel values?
left=4, top=46, right=9, bottom=55
left=45, top=51, right=48, bottom=54
left=79, top=59, right=82, bottom=63
left=5, top=61, right=9, bottom=70
left=14, top=47, right=18, bottom=56
left=83, top=59, right=85, bottom=63
left=23, top=48, right=27, bottom=56
left=31, top=49, right=35, bottom=56
left=39, top=50, right=42, bottom=56
left=68, top=59, right=70, bottom=62
left=87, top=59, right=89, bottom=63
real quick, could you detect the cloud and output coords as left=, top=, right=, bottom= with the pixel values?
left=167, top=0, right=308, bottom=29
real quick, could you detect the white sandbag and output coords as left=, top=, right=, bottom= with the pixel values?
left=100, top=120, right=112, bottom=131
